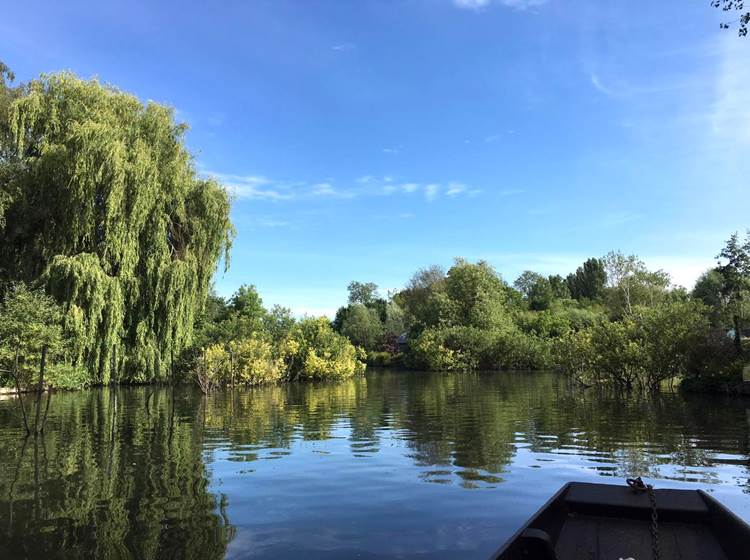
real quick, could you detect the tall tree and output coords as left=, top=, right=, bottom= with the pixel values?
left=0, top=71, right=234, bottom=383
left=347, top=281, right=379, bottom=306
left=716, top=232, right=750, bottom=351
left=566, top=258, right=607, bottom=301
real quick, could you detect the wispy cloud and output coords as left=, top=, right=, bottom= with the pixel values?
left=445, top=182, right=467, bottom=197
left=589, top=71, right=699, bottom=99
left=590, top=73, right=615, bottom=97
left=207, top=170, right=480, bottom=203
left=331, top=43, right=355, bottom=51
left=382, top=147, right=401, bottom=155
left=312, top=182, right=355, bottom=199
left=206, top=172, right=293, bottom=201
left=454, top=0, right=547, bottom=11
left=710, top=35, right=750, bottom=153
left=249, top=217, right=291, bottom=228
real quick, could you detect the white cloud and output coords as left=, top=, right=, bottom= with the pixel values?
left=454, top=0, right=547, bottom=11
left=500, top=0, right=547, bottom=10
left=206, top=172, right=293, bottom=201
left=331, top=43, right=355, bottom=51
left=445, top=182, right=467, bottom=197
left=250, top=217, right=291, bottom=228
left=590, top=73, right=615, bottom=97
left=207, top=169, right=479, bottom=203
left=382, top=147, right=401, bottom=155
left=312, top=182, right=355, bottom=198
left=454, top=0, right=491, bottom=9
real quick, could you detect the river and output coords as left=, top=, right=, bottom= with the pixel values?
left=0, top=370, right=748, bottom=559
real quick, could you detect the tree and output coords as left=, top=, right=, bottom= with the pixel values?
left=566, top=258, right=607, bottom=301
left=513, top=271, right=544, bottom=299
left=444, top=259, right=511, bottom=329
left=0, top=71, right=234, bottom=383
left=716, top=232, right=750, bottom=352
left=0, top=62, right=21, bottom=233
left=398, top=265, right=446, bottom=330
left=713, top=0, right=750, bottom=37
left=514, top=271, right=555, bottom=311
left=528, top=276, right=554, bottom=311
left=548, top=274, right=571, bottom=300
left=603, top=252, right=670, bottom=316
left=347, top=281, right=379, bottom=306
left=338, top=303, right=384, bottom=351
left=0, top=282, right=68, bottom=433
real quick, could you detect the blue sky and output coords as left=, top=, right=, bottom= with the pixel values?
left=3, top=1, right=749, bottom=315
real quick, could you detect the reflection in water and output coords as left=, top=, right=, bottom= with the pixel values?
left=0, top=389, right=233, bottom=559
left=0, top=370, right=748, bottom=559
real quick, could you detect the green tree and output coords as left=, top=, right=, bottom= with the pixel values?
left=338, top=303, right=384, bottom=351
left=444, top=259, right=511, bottom=329
left=0, top=71, right=234, bottom=383
left=398, top=265, right=446, bottom=330
left=0, top=282, right=71, bottom=433
left=566, top=258, right=607, bottom=301
left=548, top=274, right=571, bottom=299
left=603, top=251, right=670, bottom=316
left=347, top=281, right=379, bottom=306
left=692, top=269, right=725, bottom=310
left=513, top=271, right=544, bottom=299
left=716, top=232, right=750, bottom=352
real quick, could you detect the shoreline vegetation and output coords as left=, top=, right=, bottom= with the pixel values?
left=1, top=67, right=749, bottom=405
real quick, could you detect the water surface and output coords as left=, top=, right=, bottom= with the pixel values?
left=1, top=370, right=748, bottom=558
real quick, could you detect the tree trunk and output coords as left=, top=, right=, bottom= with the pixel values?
left=734, top=314, right=742, bottom=354
left=33, top=346, right=47, bottom=435
left=11, top=346, right=31, bottom=436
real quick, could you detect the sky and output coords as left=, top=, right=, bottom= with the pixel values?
left=3, top=0, right=749, bottom=316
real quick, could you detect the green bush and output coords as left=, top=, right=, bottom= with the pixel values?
left=285, top=318, right=366, bottom=380
left=46, top=364, right=90, bottom=390
left=366, top=351, right=404, bottom=367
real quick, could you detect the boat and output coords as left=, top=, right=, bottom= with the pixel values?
left=489, top=478, right=750, bottom=560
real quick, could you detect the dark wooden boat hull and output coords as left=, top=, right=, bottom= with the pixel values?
left=490, top=481, right=750, bottom=560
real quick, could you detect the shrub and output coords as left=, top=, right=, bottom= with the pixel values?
left=46, top=364, right=90, bottom=390
left=285, top=318, right=366, bottom=380
left=366, top=351, right=404, bottom=367
left=229, top=336, right=284, bottom=385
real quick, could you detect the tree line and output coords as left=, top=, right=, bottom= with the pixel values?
left=332, top=237, right=750, bottom=392
left=1, top=63, right=747, bottom=397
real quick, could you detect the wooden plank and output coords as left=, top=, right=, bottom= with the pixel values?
left=556, top=515, right=727, bottom=560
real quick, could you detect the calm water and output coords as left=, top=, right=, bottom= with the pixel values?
left=0, top=370, right=749, bottom=559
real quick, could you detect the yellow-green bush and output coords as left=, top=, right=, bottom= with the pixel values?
left=285, top=318, right=366, bottom=380
left=229, top=336, right=284, bottom=385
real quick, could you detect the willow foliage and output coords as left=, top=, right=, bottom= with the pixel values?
left=0, top=72, right=233, bottom=383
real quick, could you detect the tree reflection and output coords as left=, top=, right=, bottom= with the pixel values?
left=0, top=388, right=233, bottom=559
left=0, top=371, right=749, bottom=559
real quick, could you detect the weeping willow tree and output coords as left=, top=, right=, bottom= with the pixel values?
left=0, top=70, right=233, bottom=383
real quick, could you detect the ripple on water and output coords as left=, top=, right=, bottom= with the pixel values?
left=0, top=371, right=749, bottom=560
